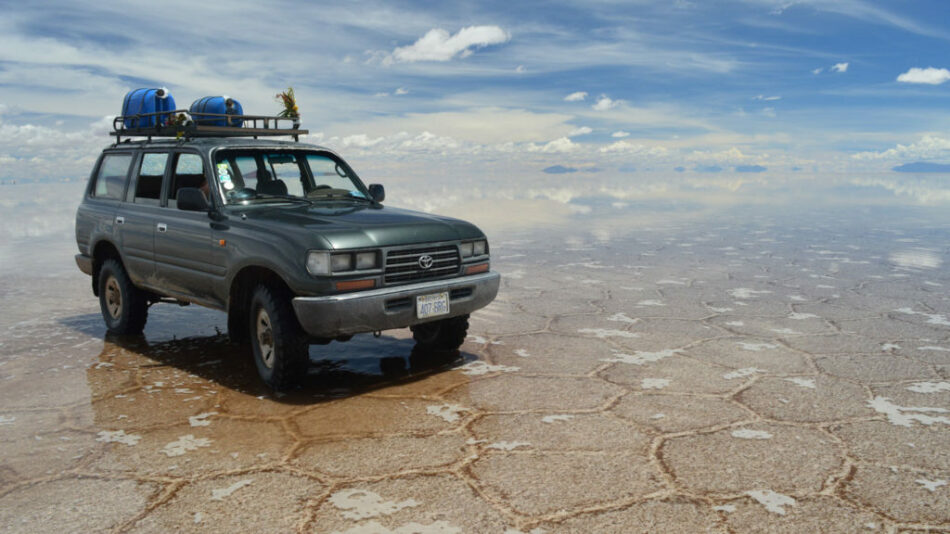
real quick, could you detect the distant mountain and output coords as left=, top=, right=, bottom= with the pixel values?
left=892, top=162, right=950, bottom=173
left=735, top=165, right=767, bottom=173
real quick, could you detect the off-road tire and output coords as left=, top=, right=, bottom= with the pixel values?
left=98, top=258, right=148, bottom=335
left=411, top=314, right=469, bottom=352
left=248, top=284, right=309, bottom=391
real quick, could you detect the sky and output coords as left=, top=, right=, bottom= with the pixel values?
left=1, top=0, right=949, bottom=186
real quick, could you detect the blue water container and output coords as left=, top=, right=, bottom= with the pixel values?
left=121, top=88, right=176, bottom=128
left=189, top=96, right=244, bottom=127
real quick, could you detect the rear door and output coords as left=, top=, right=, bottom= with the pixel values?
left=116, top=151, right=169, bottom=287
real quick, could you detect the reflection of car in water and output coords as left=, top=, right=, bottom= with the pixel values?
left=74, top=97, right=500, bottom=390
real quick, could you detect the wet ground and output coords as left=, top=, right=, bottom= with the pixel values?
left=1, top=190, right=949, bottom=533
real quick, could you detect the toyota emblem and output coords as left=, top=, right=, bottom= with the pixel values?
left=418, top=255, right=434, bottom=270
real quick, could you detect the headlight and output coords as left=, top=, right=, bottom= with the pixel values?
left=306, top=251, right=330, bottom=275
left=461, top=240, right=487, bottom=258
left=355, top=251, right=378, bottom=270
left=331, top=253, right=353, bottom=272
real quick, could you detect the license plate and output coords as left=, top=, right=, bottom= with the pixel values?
left=416, top=292, right=450, bottom=319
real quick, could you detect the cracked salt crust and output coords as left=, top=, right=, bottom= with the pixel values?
left=906, top=381, right=950, bottom=393
left=458, top=361, right=519, bottom=376
left=894, top=307, right=950, bottom=326
left=729, top=288, right=772, bottom=299
left=918, top=345, right=950, bottom=352
left=784, top=377, right=816, bottom=389
left=725, top=321, right=744, bottom=326
left=210, top=479, right=252, bottom=501
left=426, top=404, right=466, bottom=423
left=188, top=412, right=217, bottom=427
left=731, top=429, right=773, bottom=440
left=486, top=441, right=531, bottom=451
left=723, top=367, right=763, bottom=380
left=514, top=349, right=530, bottom=358
left=0, top=415, right=16, bottom=425
left=771, top=328, right=801, bottom=335
left=602, top=348, right=681, bottom=365
left=737, top=342, right=778, bottom=351
left=708, top=306, right=733, bottom=313
left=867, top=396, right=950, bottom=427
left=329, top=489, right=420, bottom=520
left=467, top=335, right=503, bottom=345
left=541, top=415, right=574, bottom=424
left=635, top=299, right=666, bottom=306
left=96, top=430, right=141, bottom=446
left=641, top=378, right=670, bottom=390
left=746, top=489, right=796, bottom=515
left=331, top=521, right=462, bottom=534
left=713, top=504, right=736, bottom=513
left=881, top=343, right=901, bottom=351
left=788, top=312, right=819, bottom=320
left=607, top=312, right=638, bottom=324
left=577, top=328, right=639, bottom=339
left=915, top=479, right=948, bottom=492
left=161, top=434, right=211, bottom=457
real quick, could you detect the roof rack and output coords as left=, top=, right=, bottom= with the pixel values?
left=111, top=110, right=308, bottom=143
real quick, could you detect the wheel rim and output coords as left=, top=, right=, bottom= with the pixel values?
left=105, top=276, right=122, bottom=319
left=255, top=308, right=275, bottom=369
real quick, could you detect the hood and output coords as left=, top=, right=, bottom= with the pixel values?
left=232, top=202, right=484, bottom=249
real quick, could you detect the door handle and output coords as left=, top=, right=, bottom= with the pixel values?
left=115, top=216, right=125, bottom=225
left=157, top=223, right=167, bottom=233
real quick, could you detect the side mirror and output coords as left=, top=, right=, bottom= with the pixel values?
left=368, top=183, right=385, bottom=203
left=177, top=187, right=209, bottom=211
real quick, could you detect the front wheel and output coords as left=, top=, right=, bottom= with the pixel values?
left=410, top=314, right=469, bottom=353
left=248, top=284, right=309, bottom=391
left=98, top=258, right=148, bottom=335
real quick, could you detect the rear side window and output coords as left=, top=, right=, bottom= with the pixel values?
left=134, top=153, right=168, bottom=205
left=92, top=153, right=133, bottom=200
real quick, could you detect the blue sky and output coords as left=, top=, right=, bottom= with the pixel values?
left=1, top=0, right=949, bottom=183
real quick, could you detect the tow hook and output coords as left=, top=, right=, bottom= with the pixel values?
left=373, top=330, right=382, bottom=338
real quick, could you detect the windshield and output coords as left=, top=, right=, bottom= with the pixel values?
left=212, top=150, right=370, bottom=205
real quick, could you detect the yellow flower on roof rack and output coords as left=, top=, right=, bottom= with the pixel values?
left=275, top=87, right=299, bottom=120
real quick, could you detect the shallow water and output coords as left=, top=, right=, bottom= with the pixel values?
left=1, top=178, right=948, bottom=532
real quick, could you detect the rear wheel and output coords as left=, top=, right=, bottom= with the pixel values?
left=98, top=258, right=148, bottom=335
left=411, top=314, right=469, bottom=352
left=248, top=284, right=309, bottom=391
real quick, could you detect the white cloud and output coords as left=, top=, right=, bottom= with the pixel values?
left=812, top=67, right=823, bottom=75
left=515, top=65, right=526, bottom=73
left=687, top=147, right=750, bottom=164
left=851, top=135, right=950, bottom=160
left=753, top=95, right=781, bottom=101
left=592, top=95, right=621, bottom=111
left=612, top=131, right=631, bottom=138
left=386, top=26, right=510, bottom=64
left=599, top=141, right=667, bottom=156
left=341, top=134, right=386, bottom=148
left=897, top=67, right=950, bottom=85
left=394, top=87, right=409, bottom=95
left=564, top=91, right=588, bottom=102
left=533, top=137, right=577, bottom=153
left=569, top=126, right=592, bottom=136
left=831, top=62, right=849, bottom=73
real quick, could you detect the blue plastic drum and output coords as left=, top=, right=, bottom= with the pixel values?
left=121, top=88, right=176, bottom=128
left=190, top=96, right=244, bottom=127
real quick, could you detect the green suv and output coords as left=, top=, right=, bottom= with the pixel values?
left=74, top=121, right=499, bottom=390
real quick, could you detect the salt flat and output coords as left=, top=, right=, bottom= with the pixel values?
left=0, top=185, right=948, bottom=533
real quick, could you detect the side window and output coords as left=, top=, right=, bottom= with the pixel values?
left=134, top=153, right=168, bottom=205
left=92, top=153, right=133, bottom=200
left=168, top=153, right=206, bottom=206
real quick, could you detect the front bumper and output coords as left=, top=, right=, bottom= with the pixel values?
left=292, top=271, right=501, bottom=338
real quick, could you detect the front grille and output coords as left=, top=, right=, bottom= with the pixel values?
left=385, top=245, right=460, bottom=285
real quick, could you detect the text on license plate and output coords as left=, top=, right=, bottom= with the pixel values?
left=416, top=292, right=450, bottom=319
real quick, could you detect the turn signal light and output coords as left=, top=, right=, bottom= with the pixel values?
left=464, top=263, right=489, bottom=275
left=335, top=279, right=376, bottom=291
